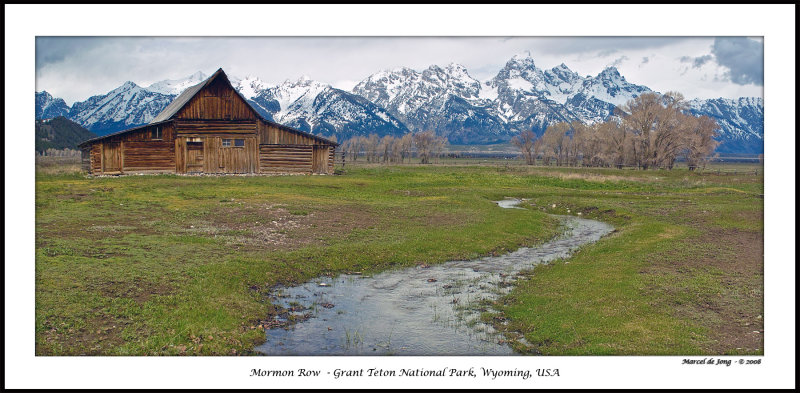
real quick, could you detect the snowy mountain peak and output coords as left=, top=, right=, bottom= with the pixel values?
left=145, top=72, right=207, bottom=95
left=598, top=66, right=623, bottom=79
left=444, top=63, right=472, bottom=79
left=36, top=90, right=71, bottom=120
left=508, top=51, right=536, bottom=68
left=230, top=74, right=272, bottom=99
left=553, top=63, right=572, bottom=72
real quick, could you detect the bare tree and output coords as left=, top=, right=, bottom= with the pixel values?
left=511, top=130, right=537, bottom=165
left=363, top=134, right=380, bottom=162
left=413, top=130, right=439, bottom=164
left=579, top=123, right=605, bottom=167
left=399, top=134, right=414, bottom=163
left=346, top=136, right=365, bottom=161
left=533, top=138, right=544, bottom=166
left=379, top=135, right=394, bottom=163
left=684, top=115, right=720, bottom=170
left=541, top=122, right=570, bottom=166
left=433, top=134, right=448, bottom=163
left=619, top=92, right=662, bottom=169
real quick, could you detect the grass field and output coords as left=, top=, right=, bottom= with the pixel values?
left=34, top=159, right=763, bottom=355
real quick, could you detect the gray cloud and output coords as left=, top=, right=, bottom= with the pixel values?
left=535, top=37, right=691, bottom=55
left=711, top=37, right=763, bottom=85
left=597, top=48, right=618, bottom=57
left=678, top=53, right=715, bottom=69
left=692, top=54, right=713, bottom=68
left=36, top=37, right=108, bottom=68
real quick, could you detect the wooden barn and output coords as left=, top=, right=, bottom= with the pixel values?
left=78, top=68, right=338, bottom=175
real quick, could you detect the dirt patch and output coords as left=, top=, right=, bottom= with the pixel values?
left=641, top=228, right=764, bottom=354
left=527, top=169, right=652, bottom=183
left=196, top=202, right=380, bottom=252
left=88, top=277, right=176, bottom=304
left=37, top=312, right=130, bottom=355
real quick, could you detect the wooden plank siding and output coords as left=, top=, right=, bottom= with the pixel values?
left=102, top=142, right=122, bottom=174
left=258, top=122, right=318, bottom=145
left=174, top=77, right=257, bottom=121
left=203, top=136, right=258, bottom=174
left=311, top=145, right=328, bottom=174
left=174, top=120, right=257, bottom=136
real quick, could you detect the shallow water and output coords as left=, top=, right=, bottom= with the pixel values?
left=255, top=199, right=614, bottom=355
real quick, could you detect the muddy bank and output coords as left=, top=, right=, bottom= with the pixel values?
left=255, top=199, right=614, bottom=355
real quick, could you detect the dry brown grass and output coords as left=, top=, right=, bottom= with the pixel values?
left=36, top=156, right=82, bottom=175
left=526, top=168, right=652, bottom=183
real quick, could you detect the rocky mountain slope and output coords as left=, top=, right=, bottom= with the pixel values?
left=35, top=91, right=70, bottom=120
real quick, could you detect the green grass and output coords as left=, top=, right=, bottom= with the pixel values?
left=34, top=161, right=763, bottom=356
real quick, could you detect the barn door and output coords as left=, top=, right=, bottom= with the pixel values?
left=102, top=142, right=122, bottom=173
left=186, top=141, right=204, bottom=173
left=312, top=146, right=329, bottom=174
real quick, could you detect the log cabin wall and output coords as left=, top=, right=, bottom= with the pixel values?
left=257, top=121, right=336, bottom=174
left=89, top=124, right=176, bottom=174
left=259, top=144, right=313, bottom=173
left=120, top=124, right=176, bottom=173
left=90, top=144, right=102, bottom=175
left=328, top=147, right=336, bottom=174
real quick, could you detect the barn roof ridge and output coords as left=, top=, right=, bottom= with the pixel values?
left=148, top=68, right=226, bottom=124
left=78, top=68, right=339, bottom=147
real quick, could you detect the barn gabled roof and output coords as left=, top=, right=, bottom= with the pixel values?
left=77, top=120, right=172, bottom=148
left=149, top=68, right=226, bottom=124
left=79, top=68, right=339, bottom=147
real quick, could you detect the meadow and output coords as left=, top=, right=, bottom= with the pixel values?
left=34, top=158, right=763, bottom=355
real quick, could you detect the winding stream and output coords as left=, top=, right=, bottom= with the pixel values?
left=255, top=199, right=614, bottom=355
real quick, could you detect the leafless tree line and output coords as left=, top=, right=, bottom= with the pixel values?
left=36, top=148, right=81, bottom=157
left=512, top=92, right=721, bottom=170
left=339, top=130, right=448, bottom=164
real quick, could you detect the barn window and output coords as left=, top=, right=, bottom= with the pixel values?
left=222, top=139, right=245, bottom=148
left=151, top=126, right=162, bottom=140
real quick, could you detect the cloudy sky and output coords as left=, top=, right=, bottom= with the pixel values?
left=36, top=36, right=763, bottom=105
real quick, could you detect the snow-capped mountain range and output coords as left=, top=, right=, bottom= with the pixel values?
left=35, top=53, right=764, bottom=154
